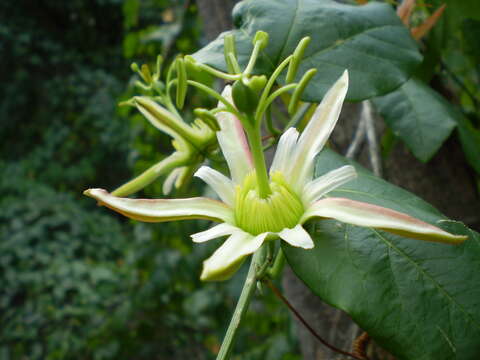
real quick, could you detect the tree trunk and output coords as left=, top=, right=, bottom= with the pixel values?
left=196, top=0, right=237, bottom=41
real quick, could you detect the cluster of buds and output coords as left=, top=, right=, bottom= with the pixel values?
left=114, top=30, right=317, bottom=197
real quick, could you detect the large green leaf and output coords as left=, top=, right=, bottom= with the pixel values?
left=284, top=149, right=480, bottom=360
left=372, top=77, right=457, bottom=162
left=456, top=115, right=480, bottom=174
left=193, top=0, right=422, bottom=102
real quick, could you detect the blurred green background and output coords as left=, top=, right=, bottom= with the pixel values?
left=0, top=1, right=299, bottom=359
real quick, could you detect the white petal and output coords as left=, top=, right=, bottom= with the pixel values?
left=84, top=188, right=234, bottom=223
left=270, top=127, right=299, bottom=175
left=303, top=165, right=357, bottom=204
left=191, top=223, right=238, bottom=243
left=290, top=71, right=349, bottom=189
left=278, top=225, right=314, bottom=249
left=302, top=197, right=467, bottom=244
left=195, top=166, right=235, bottom=206
left=216, top=86, right=253, bottom=184
left=163, top=167, right=184, bottom=194
left=200, top=231, right=267, bottom=281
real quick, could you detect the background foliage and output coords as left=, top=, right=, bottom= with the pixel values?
left=0, top=0, right=298, bottom=359
left=1, top=0, right=479, bottom=359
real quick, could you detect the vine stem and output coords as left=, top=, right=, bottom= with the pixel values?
left=216, top=249, right=265, bottom=360
left=264, top=280, right=368, bottom=360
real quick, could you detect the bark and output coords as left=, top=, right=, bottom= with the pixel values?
left=196, top=0, right=237, bottom=41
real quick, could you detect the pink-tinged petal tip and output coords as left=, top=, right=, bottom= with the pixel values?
left=304, top=197, right=467, bottom=244
left=83, top=188, right=234, bottom=224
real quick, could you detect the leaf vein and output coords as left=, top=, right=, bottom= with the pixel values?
left=301, top=25, right=412, bottom=63
left=372, top=229, right=480, bottom=331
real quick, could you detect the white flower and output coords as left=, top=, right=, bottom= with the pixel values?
left=84, top=71, right=466, bottom=281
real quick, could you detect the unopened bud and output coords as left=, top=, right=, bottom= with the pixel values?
left=288, top=68, right=317, bottom=115
left=175, top=57, right=187, bottom=109
left=141, top=64, right=153, bottom=84
left=154, top=55, right=164, bottom=80
left=253, top=31, right=269, bottom=51
left=232, top=78, right=260, bottom=116
left=286, top=36, right=311, bottom=84
left=224, top=34, right=240, bottom=74
left=248, top=75, right=267, bottom=94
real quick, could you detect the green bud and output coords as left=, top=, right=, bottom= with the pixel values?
left=286, top=36, right=311, bottom=84
left=183, top=55, right=203, bottom=77
left=154, top=55, right=164, bottom=81
left=224, top=34, right=240, bottom=74
left=232, top=78, right=260, bottom=116
left=141, top=64, right=153, bottom=84
left=130, top=62, right=140, bottom=73
left=253, top=30, right=269, bottom=50
left=248, top=75, right=267, bottom=94
left=288, top=68, right=317, bottom=115
left=175, top=57, right=187, bottom=109
left=131, top=62, right=152, bottom=85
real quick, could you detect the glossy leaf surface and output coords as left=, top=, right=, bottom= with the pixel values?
left=284, top=149, right=480, bottom=359
left=372, top=77, right=457, bottom=162
left=456, top=115, right=480, bottom=174
left=193, top=0, right=422, bottom=101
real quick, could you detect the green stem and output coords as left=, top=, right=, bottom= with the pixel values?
left=243, top=40, right=262, bottom=76
left=265, top=106, right=281, bottom=136
left=267, top=248, right=285, bottom=279
left=256, top=83, right=297, bottom=124
left=111, top=153, right=186, bottom=197
left=163, top=92, right=182, bottom=119
left=245, top=123, right=271, bottom=198
left=187, top=80, right=241, bottom=118
left=216, top=250, right=264, bottom=360
left=255, top=55, right=293, bottom=121
left=192, top=62, right=241, bottom=81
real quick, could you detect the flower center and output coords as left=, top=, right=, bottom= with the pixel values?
left=234, top=171, right=304, bottom=235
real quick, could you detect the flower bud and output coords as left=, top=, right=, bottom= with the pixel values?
left=253, top=30, right=269, bottom=51
left=232, top=79, right=258, bottom=115
left=286, top=36, right=311, bottom=84
left=175, top=57, right=187, bottom=109
left=231, top=76, right=266, bottom=116
left=224, top=34, right=240, bottom=74
left=288, top=68, right=317, bottom=114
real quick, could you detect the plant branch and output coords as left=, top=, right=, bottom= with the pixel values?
left=363, top=100, right=382, bottom=177
left=265, top=280, right=368, bottom=360
left=346, top=117, right=366, bottom=159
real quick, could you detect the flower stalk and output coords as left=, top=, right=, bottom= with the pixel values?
left=216, top=248, right=265, bottom=360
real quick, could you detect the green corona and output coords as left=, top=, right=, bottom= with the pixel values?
left=234, top=172, right=304, bottom=235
